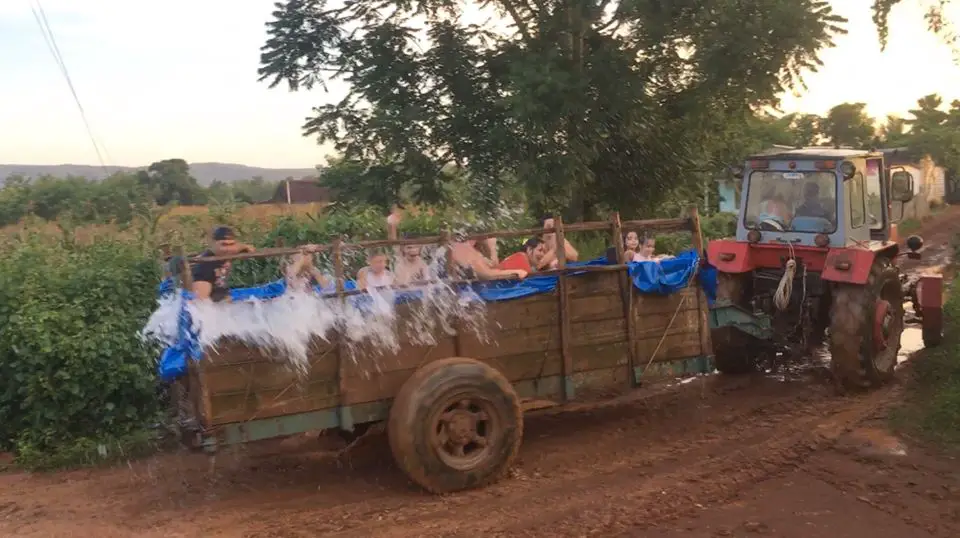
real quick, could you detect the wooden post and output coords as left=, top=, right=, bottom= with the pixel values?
left=441, top=230, right=462, bottom=356
left=332, top=238, right=354, bottom=431
left=175, top=245, right=193, bottom=291
left=611, top=213, right=638, bottom=387
left=687, top=206, right=712, bottom=369
left=688, top=205, right=705, bottom=258
left=172, top=245, right=208, bottom=436
left=554, top=215, right=573, bottom=401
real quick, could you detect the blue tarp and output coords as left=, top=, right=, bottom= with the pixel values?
left=154, top=249, right=711, bottom=380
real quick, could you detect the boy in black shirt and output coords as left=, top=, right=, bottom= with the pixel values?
left=191, top=226, right=255, bottom=301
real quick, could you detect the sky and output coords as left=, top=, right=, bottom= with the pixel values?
left=0, top=0, right=959, bottom=168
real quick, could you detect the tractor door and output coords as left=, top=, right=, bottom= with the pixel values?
left=865, top=157, right=889, bottom=241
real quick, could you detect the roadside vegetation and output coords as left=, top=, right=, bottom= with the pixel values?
left=893, top=234, right=960, bottom=448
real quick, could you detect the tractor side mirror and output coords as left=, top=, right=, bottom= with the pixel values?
left=891, top=171, right=915, bottom=202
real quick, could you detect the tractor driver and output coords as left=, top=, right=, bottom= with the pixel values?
left=794, top=181, right=831, bottom=221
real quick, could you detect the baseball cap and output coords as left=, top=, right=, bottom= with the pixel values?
left=212, top=226, right=235, bottom=241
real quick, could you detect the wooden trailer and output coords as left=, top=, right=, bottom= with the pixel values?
left=171, top=210, right=714, bottom=493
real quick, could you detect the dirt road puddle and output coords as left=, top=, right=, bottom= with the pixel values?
left=897, top=326, right=924, bottom=366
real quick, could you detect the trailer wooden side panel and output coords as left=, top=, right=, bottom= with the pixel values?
left=194, top=270, right=712, bottom=429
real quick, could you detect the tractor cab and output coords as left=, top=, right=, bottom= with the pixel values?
left=732, top=148, right=915, bottom=248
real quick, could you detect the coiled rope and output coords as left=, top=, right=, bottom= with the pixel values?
left=773, top=240, right=798, bottom=311
left=773, top=259, right=796, bottom=311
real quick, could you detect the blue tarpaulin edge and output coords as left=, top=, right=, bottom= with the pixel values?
left=155, top=249, right=717, bottom=380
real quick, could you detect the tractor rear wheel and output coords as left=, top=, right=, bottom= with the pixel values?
left=828, top=258, right=904, bottom=390
left=712, top=272, right=761, bottom=375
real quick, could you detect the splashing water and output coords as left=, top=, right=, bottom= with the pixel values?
left=141, top=246, right=491, bottom=378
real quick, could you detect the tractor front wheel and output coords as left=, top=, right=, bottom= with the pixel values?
left=828, top=259, right=904, bottom=390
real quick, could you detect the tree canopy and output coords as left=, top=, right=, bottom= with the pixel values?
left=259, top=0, right=846, bottom=218
left=871, top=0, right=957, bottom=50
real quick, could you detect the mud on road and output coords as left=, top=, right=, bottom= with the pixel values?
left=1, top=208, right=958, bottom=538
left=2, top=373, right=959, bottom=538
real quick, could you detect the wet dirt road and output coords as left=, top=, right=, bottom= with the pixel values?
left=1, top=209, right=958, bottom=538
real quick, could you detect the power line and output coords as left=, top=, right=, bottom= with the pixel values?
left=29, top=0, right=111, bottom=175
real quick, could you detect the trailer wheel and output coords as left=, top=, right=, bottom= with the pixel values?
left=829, top=258, right=904, bottom=390
left=713, top=272, right=759, bottom=374
left=388, top=357, right=522, bottom=494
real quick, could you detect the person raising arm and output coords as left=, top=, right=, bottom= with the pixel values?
left=386, top=208, right=429, bottom=285
left=284, top=244, right=330, bottom=291
left=537, top=216, right=579, bottom=270
left=449, top=232, right=527, bottom=280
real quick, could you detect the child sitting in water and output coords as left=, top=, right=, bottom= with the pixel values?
left=624, top=232, right=673, bottom=263
left=357, top=250, right=395, bottom=290
left=623, top=231, right=642, bottom=262
left=636, top=236, right=674, bottom=262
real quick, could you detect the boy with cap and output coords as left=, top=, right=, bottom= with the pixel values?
left=191, top=226, right=256, bottom=301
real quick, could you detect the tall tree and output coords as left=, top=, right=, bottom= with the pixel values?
left=900, top=94, right=960, bottom=173
left=819, top=102, right=876, bottom=148
left=879, top=115, right=910, bottom=146
left=258, top=0, right=846, bottom=219
left=907, top=93, right=950, bottom=134
left=136, top=159, right=205, bottom=206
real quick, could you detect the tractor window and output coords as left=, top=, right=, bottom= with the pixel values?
left=849, top=172, right=866, bottom=228
left=865, top=160, right=884, bottom=229
left=743, top=170, right=837, bottom=233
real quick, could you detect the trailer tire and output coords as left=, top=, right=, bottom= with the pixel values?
left=388, top=357, right=522, bottom=494
left=713, top=272, right=759, bottom=375
left=829, top=258, right=903, bottom=390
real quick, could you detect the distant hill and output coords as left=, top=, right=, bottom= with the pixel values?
left=0, top=162, right=319, bottom=186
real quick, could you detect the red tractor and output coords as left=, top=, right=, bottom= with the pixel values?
left=707, top=148, right=943, bottom=389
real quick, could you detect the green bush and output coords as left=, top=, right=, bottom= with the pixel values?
left=0, top=236, right=162, bottom=462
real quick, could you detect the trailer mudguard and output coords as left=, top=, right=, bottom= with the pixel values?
left=917, top=274, right=944, bottom=347
left=916, top=275, right=943, bottom=310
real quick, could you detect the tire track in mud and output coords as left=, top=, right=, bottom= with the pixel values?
left=229, top=375, right=899, bottom=538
